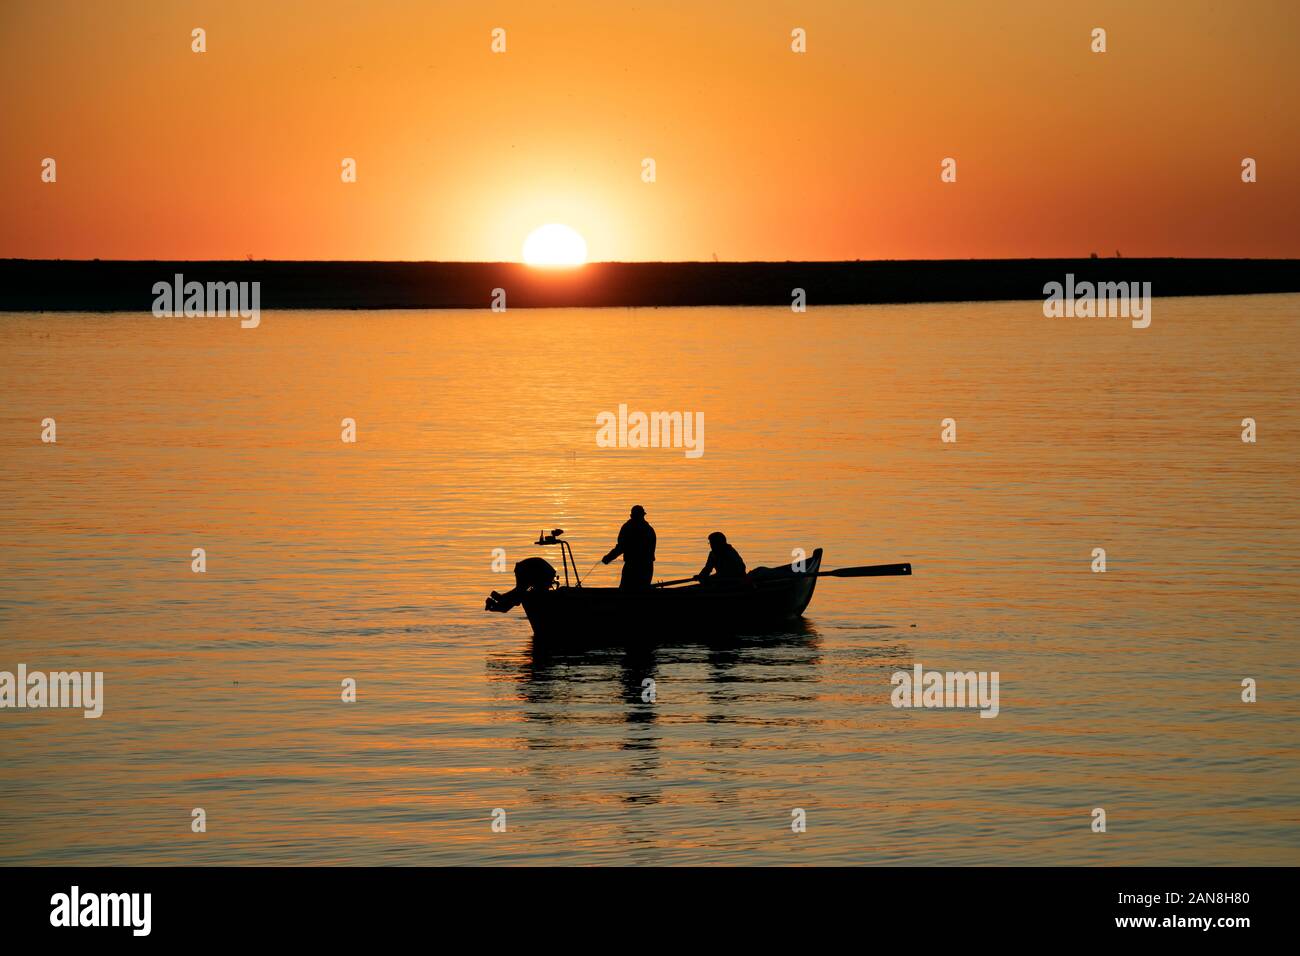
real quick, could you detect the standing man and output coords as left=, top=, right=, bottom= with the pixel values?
left=602, top=505, right=656, bottom=589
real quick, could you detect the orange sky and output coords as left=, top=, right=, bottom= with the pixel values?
left=1, top=0, right=1296, bottom=261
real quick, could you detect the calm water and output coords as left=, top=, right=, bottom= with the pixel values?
left=1, top=296, right=1297, bottom=865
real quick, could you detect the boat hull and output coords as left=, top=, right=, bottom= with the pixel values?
left=521, top=549, right=823, bottom=641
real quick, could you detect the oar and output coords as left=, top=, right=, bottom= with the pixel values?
left=818, top=562, right=911, bottom=578
left=652, top=562, right=911, bottom=588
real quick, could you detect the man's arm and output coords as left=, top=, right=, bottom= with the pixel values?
left=696, top=552, right=716, bottom=580
left=603, top=524, right=627, bottom=564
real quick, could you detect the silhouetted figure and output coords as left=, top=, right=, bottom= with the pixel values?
left=695, top=531, right=746, bottom=585
left=602, top=505, right=656, bottom=590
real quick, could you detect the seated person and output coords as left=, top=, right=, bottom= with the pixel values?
left=695, top=531, right=747, bottom=585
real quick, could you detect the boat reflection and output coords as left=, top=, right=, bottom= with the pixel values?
left=509, top=620, right=823, bottom=713
left=484, top=622, right=825, bottom=821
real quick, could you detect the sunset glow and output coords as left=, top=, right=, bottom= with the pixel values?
left=1, top=0, right=1298, bottom=904
left=1, top=1, right=1297, bottom=261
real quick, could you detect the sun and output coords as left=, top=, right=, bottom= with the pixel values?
left=522, top=223, right=588, bottom=267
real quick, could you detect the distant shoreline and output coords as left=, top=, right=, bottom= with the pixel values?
left=2, top=258, right=1297, bottom=311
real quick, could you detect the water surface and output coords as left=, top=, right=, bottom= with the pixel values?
left=1, top=297, right=1297, bottom=864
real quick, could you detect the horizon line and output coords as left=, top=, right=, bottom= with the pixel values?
left=4, top=255, right=1300, bottom=265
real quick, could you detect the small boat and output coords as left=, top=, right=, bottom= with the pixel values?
left=486, top=530, right=911, bottom=641
left=522, top=548, right=824, bottom=640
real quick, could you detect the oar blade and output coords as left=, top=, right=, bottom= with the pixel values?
left=822, top=562, right=911, bottom=578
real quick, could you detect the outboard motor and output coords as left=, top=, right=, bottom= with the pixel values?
left=485, top=557, right=558, bottom=612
